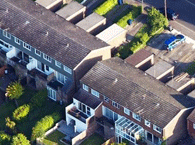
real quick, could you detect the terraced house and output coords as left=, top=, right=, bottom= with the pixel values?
left=0, top=0, right=111, bottom=103
left=66, top=57, right=195, bottom=145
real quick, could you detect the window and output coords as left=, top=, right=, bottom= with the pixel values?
left=83, top=84, right=89, bottom=92
left=56, top=72, right=67, bottom=84
left=153, top=125, right=162, bottom=134
left=132, top=113, right=141, bottom=122
left=104, top=107, right=118, bottom=121
left=47, top=87, right=56, bottom=101
left=112, top=101, right=120, bottom=109
left=55, top=60, right=61, bottom=68
left=193, top=123, right=195, bottom=129
left=78, top=102, right=91, bottom=116
left=35, top=49, right=41, bottom=56
left=3, top=30, right=11, bottom=39
left=43, top=54, right=52, bottom=62
left=87, top=107, right=91, bottom=116
left=64, top=65, right=72, bottom=74
left=23, top=42, right=31, bottom=50
left=104, top=96, right=109, bottom=103
left=124, top=108, right=130, bottom=115
left=145, top=120, right=151, bottom=127
left=91, top=89, right=99, bottom=98
left=14, top=37, right=20, bottom=45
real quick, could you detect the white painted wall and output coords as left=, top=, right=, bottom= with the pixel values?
left=6, top=46, right=17, bottom=58
left=27, top=57, right=37, bottom=71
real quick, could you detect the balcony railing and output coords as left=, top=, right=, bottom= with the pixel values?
left=67, top=107, right=88, bottom=123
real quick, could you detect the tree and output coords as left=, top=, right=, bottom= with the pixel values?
left=11, top=133, right=30, bottom=145
left=0, top=131, right=11, bottom=144
left=5, top=117, right=16, bottom=135
left=6, top=81, right=24, bottom=107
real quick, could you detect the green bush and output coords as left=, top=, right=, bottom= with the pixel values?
left=12, top=133, right=30, bottom=145
left=94, top=0, right=118, bottom=16
left=30, top=89, right=47, bottom=108
left=117, top=6, right=142, bottom=28
left=31, top=115, right=54, bottom=141
left=13, top=104, right=30, bottom=121
left=0, top=131, right=11, bottom=145
left=51, top=112, right=61, bottom=122
left=140, top=32, right=149, bottom=43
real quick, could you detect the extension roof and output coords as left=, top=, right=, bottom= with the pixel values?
left=0, top=0, right=109, bottom=69
left=81, top=57, right=195, bottom=128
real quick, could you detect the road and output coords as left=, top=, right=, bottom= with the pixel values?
left=133, top=0, right=195, bottom=40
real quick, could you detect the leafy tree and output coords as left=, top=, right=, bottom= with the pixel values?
left=6, top=81, right=24, bottom=107
left=0, top=131, right=11, bottom=145
left=5, top=117, right=16, bottom=135
left=13, top=104, right=30, bottom=121
left=11, top=133, right=30, bottom=145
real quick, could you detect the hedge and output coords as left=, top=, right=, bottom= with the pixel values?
left=13, top=104, right=30, bottom=121
left=30, top=89, right=47, bottom=108
left=12, top=133, right=30, bottom=145
left=94, top=0, right=118, bottom=16
left=117, top=6, right=142, bottom=28
left=0, top=131, right=11, bottom=145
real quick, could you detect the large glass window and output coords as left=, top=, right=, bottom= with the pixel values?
left=104, top=107, right=118, bottom=121
left=56, top=72, right=67, bottom=84
left=47, top=87, right=56, bottom=101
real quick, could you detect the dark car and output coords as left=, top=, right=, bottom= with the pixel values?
left=158, top=8, right=179, bottom=20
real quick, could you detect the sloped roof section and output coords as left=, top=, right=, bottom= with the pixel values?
left=81, top=57, right=195, bottom=128
left=0, top=0, right=109, bottom=68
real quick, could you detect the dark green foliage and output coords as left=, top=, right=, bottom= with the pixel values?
left=11, top=133, right=30, bottom=145
left=0, top=131, right=11, bottom=145
left=13, top=104, right=30, bottom=121
left=6, top=81, right=23, bottom=100
left=30, top=89, right=47, bottom=108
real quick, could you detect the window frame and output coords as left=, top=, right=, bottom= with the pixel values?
left=104, top=96, right=109, bottom=103
left=132, top=112, right=141, bottom=122
left=55, top=60, right=61, bottom=68
left=3, top=30, right=11, bottom=39
left=83, top=84, right=89, bottom=92
left=23, top=42, right=31, bottom=50
left=193, top=123, right=195, bottom=129
left=145, top=120, right=151, bottom=127
left=124, top=108, right=130, bottom=115
left=43, top=53, right=52, bottom=62
left=112, top=101, right=120, bottom=109
left=47, top=87, right=56, bottom=101
left=64, top=65, right=72, bottom=75
left=35, top=49, right=41, bottom=56
left=91, top=89, right=99, bottom=98
left=153, top=124, right=162, bottom=134
left=14, top=37, right=20, bottom=45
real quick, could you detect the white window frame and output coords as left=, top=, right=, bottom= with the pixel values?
left=193, top=123, right=195, bottom=129
left=124, top=108, right=130, bottom=115
left=64, top=65, right=72, bottom=75
left=112, top=101, right=120, bottom=109
left=43, top=54, right=52, bottom=62
left=104, top=96, right=109, bottom=103
left=91, top=89, right=99, bottom=98
left=83, top=84, right=89, bottom=92
left=47, top=87, right=56, bottom=101
left=132, top=113, right=141, bottom=122
left=23, top=42, right=31, bottom=50
left=14, top=37, right=20, bottom=45
left=55, top=60, right=61, bottom=68
left=35, top=49, right=41, bottom=56
left=3, top=30, right=11, bottom=39
left=153, top=124, right=162, bottom=134
left=145, top=120, right=151, bottom=127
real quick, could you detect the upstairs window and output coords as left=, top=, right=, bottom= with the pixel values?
left=35, top=49, right=41, bottom=56
left=193, top=123, right=195, bottom=129
left=132, top=113, right=141, bottom=122
left=43, top=54, right=52, bottom=62
left=3, top=30, right=11, bottom=39
left=112, top=101, right=120, bottom=109
left=23, top=42, right=31, bottom=50
left=83, top=84, right=89, bottom=92
left=124, top=108, right=130, bottom=115
left=55, top=60, right=61, bottom=68
left=64, top=65, right=72, bottom=75
left=14, top=37, right=20, bottom=45
left=91, top=89, right=99, bottom=98
left=153, top=125, right=162, bottom=134
left=104, top=96, right=109, bottom=103
left=145, top=120, right=151, bottom=127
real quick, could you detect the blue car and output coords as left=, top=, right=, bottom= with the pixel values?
left=158, top=8, right=179, bottom=20
left=165, top=34, right=185, bottom=51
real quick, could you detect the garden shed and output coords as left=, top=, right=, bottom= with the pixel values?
left=55, top=1, right=86, bottom=24
left=36, top=0, right=63, bottom=12
left=76, top=12, right=106, bottom=35
left=145, top=59, right=174, bottom=83
left=96, top=24, right=127, bottom=47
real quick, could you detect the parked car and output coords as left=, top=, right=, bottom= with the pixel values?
left=164, top=34, right=185, bottom=51
left=158, top=8, right=179, bottom=20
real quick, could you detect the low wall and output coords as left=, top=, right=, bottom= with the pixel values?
left=102, top=137, right=115, bottom=145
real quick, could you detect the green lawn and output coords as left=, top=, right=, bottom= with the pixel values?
left=80, top=133, right=105, bottom=145
left=42, top=130, right=65, bottom=145
left=0, top=87, right=66, bottom=140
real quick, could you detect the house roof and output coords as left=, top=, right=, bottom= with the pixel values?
left=145, top=59, right=174, bottom=79
left=187, top=108, right=195, bottom=123
left=188, top=90, right=195, bottom=99
left=0, top=0, right=109, bottom=69
left=74, top=89, right=102, bottom=109
left=76, top=12, right=106, bottom=32
left=125, top=49, right=153, bottom=66
left=96, top=24, right=127, bottom=43
left=36, top=0, right=62, bottom=9
left=81, top=57, right=195, bottom=128
left=56, top=1, right=86, bottom=20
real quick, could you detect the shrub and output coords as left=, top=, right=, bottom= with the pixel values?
left=140, top=32, right=149, bottom=43
left=0, top=131, right=11, bottom=145
left=13, top=104, right=30, bottom=121
left=31, top=115, right=54, bottom=141
left=51, top=112, right=61, bottom=122
left=94, top=0, right=118, bottom=16
left=12, top=133, right=30, bottom=145
left=30, top=89, right=47, bottom=108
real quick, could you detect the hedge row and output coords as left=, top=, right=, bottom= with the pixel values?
left=116, top=6, right=142, bottom=28
left=13, top=104, right=30, bottom=121
left=94, top=0, right=118, bottom=16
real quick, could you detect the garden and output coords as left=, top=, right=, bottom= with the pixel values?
left=80, top=133, right=105, bottom=145
left=0, top=82, right=66, bottom=144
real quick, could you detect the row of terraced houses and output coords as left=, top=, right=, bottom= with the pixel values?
left=1, top=0, right=195, bottom=145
